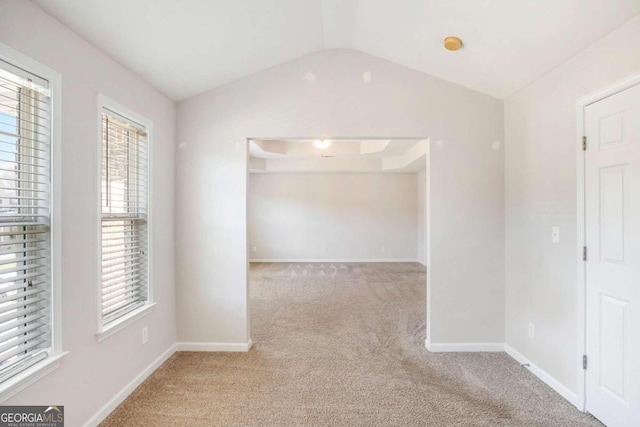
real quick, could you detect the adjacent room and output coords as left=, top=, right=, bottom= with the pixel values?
left=248, top=138, right=426, bottom=263
left=1, top=0, right=640, bottom=426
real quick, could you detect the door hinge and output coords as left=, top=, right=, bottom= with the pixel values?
left=583, top=355, right=588, bottom=370
left=583, top=246, right=587, bottom=261
left=582, top=136, right=587, bottom=151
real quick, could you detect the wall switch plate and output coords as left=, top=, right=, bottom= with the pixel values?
left=142, top=327, right=148, bottom=344
left=528, top=323, right=535, bottom=339
left=551, top=226, right=560, bottom=244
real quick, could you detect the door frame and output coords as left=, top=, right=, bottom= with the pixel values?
left=576, top=72, right=640, bottom=412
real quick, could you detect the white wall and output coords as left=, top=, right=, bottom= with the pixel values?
left=417, top=168, right=427, bottom=266
left=176, top=49, right=504, bottom=346
left=0, top=1, right=176, bottom=425
left=249, top=173, right=418, bottom=261
left=505, top=15, right=640, bottom=395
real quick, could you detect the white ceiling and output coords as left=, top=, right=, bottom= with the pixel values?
left=32, top=0, right=640, bottom=100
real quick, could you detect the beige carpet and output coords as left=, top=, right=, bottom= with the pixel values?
left=102, top=262, right=600, bottom=426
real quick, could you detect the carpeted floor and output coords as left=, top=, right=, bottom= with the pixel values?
left=101, top=262, right=600, bottom=426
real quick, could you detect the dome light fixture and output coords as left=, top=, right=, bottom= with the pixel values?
left=314, top=139, right=331, bottom=149
left=444, top=36, right=463, bottom=51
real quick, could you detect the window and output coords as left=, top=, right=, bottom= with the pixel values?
left=100, top=104, right=150, bottom=329
left=0, top=59, right=53, bottom=383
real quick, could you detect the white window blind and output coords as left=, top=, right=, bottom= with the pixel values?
left=100, top=109, right=148, bottom=326
left=0, top=60, right=52, bottom=382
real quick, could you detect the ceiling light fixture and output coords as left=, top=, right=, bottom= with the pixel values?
left=314, top=139, right=331, bottom=149
left=444, top=36, right=463, bottom=51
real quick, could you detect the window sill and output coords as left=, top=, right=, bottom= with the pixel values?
left=0, top=351, right=69, bottom=404
left=96, top=302, right=156, bottom=343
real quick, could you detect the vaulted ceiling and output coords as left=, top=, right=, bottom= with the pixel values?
left=31, top=0, right=640, bottom=101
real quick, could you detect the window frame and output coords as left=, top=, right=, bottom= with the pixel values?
left=0, top=42, right=66, bottom=403
left=95, top=94, right=154, bottom=342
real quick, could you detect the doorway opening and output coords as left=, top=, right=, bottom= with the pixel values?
left=245, top=137, right=430, bottom=350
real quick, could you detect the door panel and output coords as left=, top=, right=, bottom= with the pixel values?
left=599, top=293, right=628, bottom=401
left=599, top=165, right=627, bottom=264
left=585, top=83, right=640, bottom=427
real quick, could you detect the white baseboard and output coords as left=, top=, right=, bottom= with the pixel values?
left=176, top=340, right=253, bottom=352
left=504, top=344, right=579, bottom=409
left=84, top=343, right=177, bottom=427
left=425, top=341, right=505, bottom=352
left=250, top=259, right=420, bottom=263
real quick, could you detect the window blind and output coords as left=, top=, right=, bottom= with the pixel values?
left=0, top=60, right=52, bottom=382
left=101, top=109, right=148, bottom=325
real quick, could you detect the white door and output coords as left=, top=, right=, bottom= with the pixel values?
left=585, top=83, right=640, bottom=427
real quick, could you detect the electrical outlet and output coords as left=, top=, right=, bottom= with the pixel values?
left=142, top=327, right=148, bottom=344
left=251, top=246, right=257, bottom=253
left=528, top=323, right=535, bottom=339
left=381, top=246, right=386, bottom=253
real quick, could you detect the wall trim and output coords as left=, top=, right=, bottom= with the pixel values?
left=425, top=341, right=504, bottom=352
left=249, top=259, right=421, bottom=263
left=425, top=140, right=433, bottom=360
left=504, top=344, right=579, bottom=409
left=176, top=340, right=253, bottom=352
left=83, top=343, right=177, bottom=427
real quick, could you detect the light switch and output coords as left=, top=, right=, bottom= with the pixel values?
left=551, top=226, right=560, bottom=244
